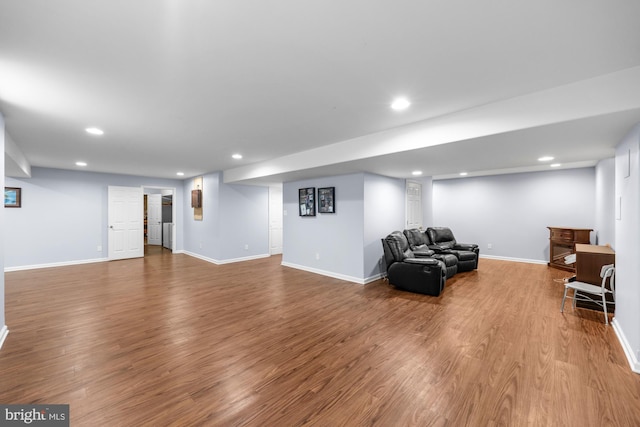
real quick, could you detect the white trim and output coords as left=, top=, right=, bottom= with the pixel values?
left=0, top=325, right=8, bottom=350
left=281, top=261, right=367, bottom=285
left=612, top=317, right=640, bottom=374
left=479, top=254, right=547, bottom=265
left=183, top=251, right=270, bottom=265
left=216, top=254, right=270, bottom=265
left=364, top=273, right=384, bottom=284
left=4, top=257, right=108, bottom=272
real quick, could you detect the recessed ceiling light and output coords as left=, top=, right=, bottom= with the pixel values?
left=75, top=161, right=87, bottom=167
left=176, top=172, right=185, bottom=176
left=411, top=170, right=422, bottom=176
left=391, top=98, right=410, bottom=111
left=550, top=163, right=561, bottom=168
left=232, top=153, right=243, bottom=160
left=460, top=172, right=468, bottom=176
left=538, top=156, right=554, bottom=162
left=85, top=127, right=104, bottom=136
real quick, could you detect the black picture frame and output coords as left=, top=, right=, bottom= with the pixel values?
left=4, top=187, right=21, bottom=208
left=318, top=187, right=335, bottom=213
left=298, top=187, right=315, bottom=216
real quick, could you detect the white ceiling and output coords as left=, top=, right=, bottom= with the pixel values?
left=2, top=1, right=640, bottom=184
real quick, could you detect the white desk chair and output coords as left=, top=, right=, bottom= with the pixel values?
left=561, top=264, right=615, bottom=325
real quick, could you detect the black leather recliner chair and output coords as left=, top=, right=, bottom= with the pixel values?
left=426, top=227, right=479, bottom=271
left=403, top=228, right=458, bottom=278
left=381, top=231, right=446, bottom=296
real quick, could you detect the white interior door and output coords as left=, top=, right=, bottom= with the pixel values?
left=108, top=186, right=144, bottom=260
left=269, top=185, right=283, bottom=255
left=406, top=181, right=422, bottom=229
left=147, top=193, right=162, bottom=246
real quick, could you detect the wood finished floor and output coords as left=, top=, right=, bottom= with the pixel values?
left=1, top=247, right=639, bottom=426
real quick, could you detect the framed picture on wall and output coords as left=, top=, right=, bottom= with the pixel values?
left=298, top=187, right=315, bottom=216
left=4, top=187, right=21, bottom=208
left=191, top=189, right=202, bottom=208
left=318, top=187, right=335, bottom=213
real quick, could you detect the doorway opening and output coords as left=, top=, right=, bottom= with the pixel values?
left=143, top=186, right=176, bottom=257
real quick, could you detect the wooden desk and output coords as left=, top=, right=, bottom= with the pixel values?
left=547, top=227, right=592, bottom=272
left=574, top=244, right=615, bottom=312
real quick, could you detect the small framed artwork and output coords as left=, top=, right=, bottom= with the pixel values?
left=318, top=187, right=335, bottom=213
left=4, top=187, right=22, bottom=208
left=191, top=189, right=202, bottom=208
left=298, top=187, right=316, bottom=216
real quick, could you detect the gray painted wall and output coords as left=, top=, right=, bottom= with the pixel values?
left=363, top=174, right=405, bottom=280
left=219, top=178, right=269, bottom=260
left=182, top=173, right=222, bottom=260
left=283, top=174, right=365, bottom=281
left=3, top=168, right=268, bottom=269
left=614, top=123, right=640, bottom=371
left=421, top=176, right=434, bottom=227
left=595, top=158, right=616, bottom=247
left=283, top=173, right=405, bottom=283
left=182, top=172, right=269, bottom=262
left=433, top=168, right=596, bottom=262
left=5, top=167, right=183, bottom=268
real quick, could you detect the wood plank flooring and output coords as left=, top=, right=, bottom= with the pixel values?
left=1, top=248, right=639, bottom=426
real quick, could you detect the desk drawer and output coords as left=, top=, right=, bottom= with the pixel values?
left=551, top=229, right=574, bottom=241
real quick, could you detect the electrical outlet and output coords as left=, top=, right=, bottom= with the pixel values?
left=487, top=243, right=492, bottom=250
left=199, top=242, right=203, bottom=249
left=315, top=253, right=320, bottom=260
left=97, top=245, right=102, bottom=252
left=244, top=244, right=249, bottom=250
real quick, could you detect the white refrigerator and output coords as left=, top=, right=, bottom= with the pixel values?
left=162, top=223, right=173, bottom=250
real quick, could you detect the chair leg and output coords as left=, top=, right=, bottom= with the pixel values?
left=602, top=293, right=608, bottom=325
left=561, top=287, right=568, bottom=313
left=572, top=290, right=577, bottom=309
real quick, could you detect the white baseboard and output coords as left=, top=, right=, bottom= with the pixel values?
left=612, top=317, right=640, bottom=374
left=282, top=256, right=546, bottom=286
left=3, top=250, right=271, bottom=272
left=364, top=273, right=384, bottom=284
left=183, top=251, right=270, bottom=265
left=4, top=257, right=109, bottom=272
left=479, top=254, right=547, bottom=265
left=281, top=262, right=370, bottom=285
left=0, top=325, right=8, bottom=350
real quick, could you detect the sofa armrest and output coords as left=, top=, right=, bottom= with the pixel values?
left=409, top=246, right=436, bottom=257
left=453, top=243, right=478, bottom=251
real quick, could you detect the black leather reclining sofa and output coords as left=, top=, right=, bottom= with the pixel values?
left=381, top=231, right=446, bottom=296
left=381, top=227, right=479, bottom=296
left=424, top=227, right=479, bottom=271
